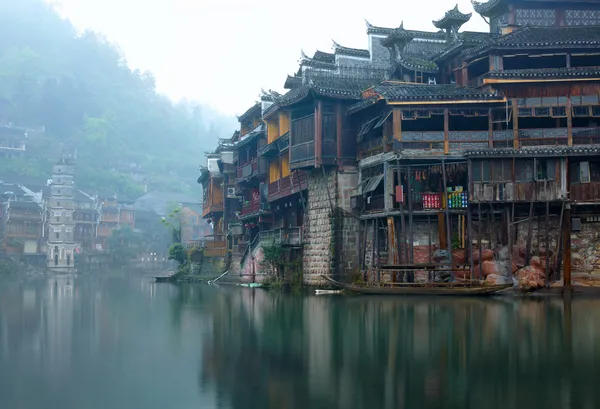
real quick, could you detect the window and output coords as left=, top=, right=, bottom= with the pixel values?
left=65, top=228, right=72, bottom=233
left=580, top=161, right=591, bottom=184
left=516, top=159, right=534, bottom=182
left=55, top=232, right=59, bottom=239
left=535, top=159, right=556, bottom=181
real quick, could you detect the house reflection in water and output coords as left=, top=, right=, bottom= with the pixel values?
left=198, top=289, right=600, bottom=409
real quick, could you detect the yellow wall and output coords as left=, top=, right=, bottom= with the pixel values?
left=210, top=179, right=223, bottom=206
left=269, top=159, right=281, bottom=183
left=281, top=155, right=290, bottom=178
left=267, top=119, right=279, bottom=144
left=279, top=112, right=290, bottom=136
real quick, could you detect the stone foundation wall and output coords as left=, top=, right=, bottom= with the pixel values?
left=303, top=169, right=336, bottom=285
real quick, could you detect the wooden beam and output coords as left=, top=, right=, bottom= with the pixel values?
left=545, top=201, right=550, bottom=284
left=444, top=108, right=450, bottom=155
left=438, top=213, right=447, bottom=251
left=512, top=98, right=519, bottom=149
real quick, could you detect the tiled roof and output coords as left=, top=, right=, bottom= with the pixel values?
left=471, top=0, right=504, bottom=17
left=347, top=97, right=382, bottom=115
left=237, top=102, right=261, bottom=123
left=333, top=41, right=370, bottom=58
left=236, top=123, right=265, bottom=148
left=381, top=24, right=446, bottom=47
left=300, top=50, right=338, bottom=70
left=464, top=146, right=600, bottom=158
left=486, top=67, right=600, bottom=79
left=365, top=20, right=395, bottom=36
left=433, top=32, right=496, bottom=62
left=313, top=50, right=335, bottom=63
left=396, top=54, right=439, bottom=73
left=432, top=5, right=472, bottom=30
left=465, top=26, right=600, bottom=59
left=284, top=75, right=303, bottom=90
left=372, top=82, right=504, bottom=103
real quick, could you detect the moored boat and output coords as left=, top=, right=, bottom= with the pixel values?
left=322, top=276, right=512, bottom=296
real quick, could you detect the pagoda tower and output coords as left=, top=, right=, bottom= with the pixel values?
left=47, top=147, right=77, bottom=271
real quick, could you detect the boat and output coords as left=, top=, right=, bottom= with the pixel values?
left=322, top=276, right=512, bottom=296
left=155, top=275, right=176, bottom=283
left=315, top=289, right=343, bottom=295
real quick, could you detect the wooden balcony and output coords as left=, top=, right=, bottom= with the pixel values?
left=236, top=157, right=267, bottom=182
left=268, top=172, right=308, bottom=202
left=203, top=235, right=227, bottom=258
left=471, top=181, right=563, bottom=203
left=260, top=227, right=302, bottom=246
left=240, top=199, right=267, bottom=218
left=202, top=202, right=224, bottom=218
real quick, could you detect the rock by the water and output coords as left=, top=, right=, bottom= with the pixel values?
left=515, top=265, right=546, bottom=292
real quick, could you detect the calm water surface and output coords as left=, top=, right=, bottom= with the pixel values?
left=1, top=273, right=599, bottom=409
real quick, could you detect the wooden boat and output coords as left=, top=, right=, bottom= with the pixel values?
left=155, top=275, right=176, bottom=283
left=322, top=276, right=512, bottom=296
left=315, top=289, right=343, bottom=295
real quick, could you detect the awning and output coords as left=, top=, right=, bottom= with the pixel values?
left=362, top=174, right=384, bottom=193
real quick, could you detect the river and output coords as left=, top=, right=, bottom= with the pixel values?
left=1, top=273, right=599, bottom=409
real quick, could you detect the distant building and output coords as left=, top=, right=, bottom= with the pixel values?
left=135, top=190, right=200, bottom=216
left=96, top=194, right=136, bottom=252
left=0, top=125, right=27, bottom=159
left=46, top=157, right=77, bottom=271
left=0, top=182, right=43, bottom=254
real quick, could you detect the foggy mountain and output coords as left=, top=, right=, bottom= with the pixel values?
left=0, top=0, right=236, bottom=196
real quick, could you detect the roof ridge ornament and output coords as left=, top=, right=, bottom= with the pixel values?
left=332, top=39, right=341, bottom=50
left=365, top=19, right=373, bottom=29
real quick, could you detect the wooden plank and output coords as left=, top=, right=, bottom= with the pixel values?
left=467, top=208, right=474, bottom=280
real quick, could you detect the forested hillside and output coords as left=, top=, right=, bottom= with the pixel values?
left=0, top=0, right=236, bottom=196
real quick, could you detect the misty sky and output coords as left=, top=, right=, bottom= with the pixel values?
left=49, top=0, right=488, bottom=117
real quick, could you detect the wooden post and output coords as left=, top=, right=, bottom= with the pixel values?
left=477, top=202, right=482, bottom=280
left=444, top=108, right=450, bottom=155
left=407, top=164, right=414, bottom=264
left=563, top=204, right=572, bottom=293
left=554, top=201, right=566, bottom=282
left=545, top=201, right=550, bottom=284
left=512, top=98, right=519, bottom=149
left=467, top=207, right=474, bottom=281
left=315, top=100, right=323, bottom=167
left=488, top=108, right=494, bottom=148
left=566, top=53, right=571, bottom=68
left=567, top=96, right=573, bottom=147
left=371, top=220, right=376, bottom=283
left=336, top=102, right=343, bottom=161
left=438, top=213, right=447, bottom=250
left=361, top=220, right=368, bottom=271
left=525, top=201, right=534, bottom=266
left=393, top=108, right=402, bottom=150
left=507, top=206, right=513, bottom=278
left=442, top=160, right=453, bottom=281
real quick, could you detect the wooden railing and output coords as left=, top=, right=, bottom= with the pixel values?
left=290, top=140, right=314, bottom=164
left=241, top=199, right=262, bottom=217
left=260, top=227, right=302, bottom=246
left=268, top=172, right=308, bottom=202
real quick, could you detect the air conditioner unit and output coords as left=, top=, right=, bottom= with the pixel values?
left=226, top=187, right=236, bottom=198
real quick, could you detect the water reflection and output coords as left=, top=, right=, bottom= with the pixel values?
left=2, top=275, right=600, bottom=409
left=198, top=289, right=600, bottom=409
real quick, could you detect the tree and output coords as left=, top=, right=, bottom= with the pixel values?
left=260, top=240, right=286, bottom=279
left=161, top=205, right=185, bottom=244
left=168, top=243, right=187, bottom=266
